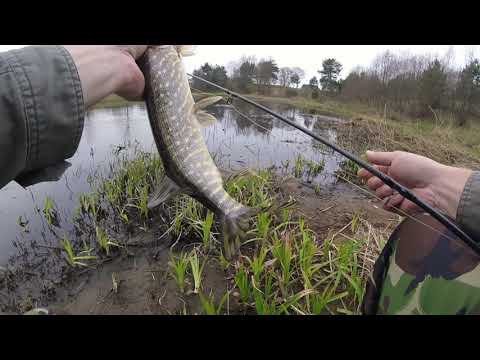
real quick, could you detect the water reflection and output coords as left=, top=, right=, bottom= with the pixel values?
left=0, top=102, right=346, bottom=265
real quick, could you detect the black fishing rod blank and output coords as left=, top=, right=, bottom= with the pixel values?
left=188, top=73, right=480, bottom=253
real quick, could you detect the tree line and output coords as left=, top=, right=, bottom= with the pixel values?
left=191, top=48, right=480, bottom=125
left=191, top=56, right=312, bottom=94
left=341, top=50, right=480, bottom=125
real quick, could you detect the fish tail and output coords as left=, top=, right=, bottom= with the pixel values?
left=175, top=45, right=197, bottom=57
left=220, top=206, right=258, bottom=259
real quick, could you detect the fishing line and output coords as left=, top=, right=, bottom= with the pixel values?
left=188, top=73, right=479, bottom=253
left=231, top=94, right=461, bottom=244
left=230, top=104, right=274, bottom=134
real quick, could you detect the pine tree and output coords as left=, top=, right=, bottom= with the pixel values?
left=319, top=58, right=343, bottom=93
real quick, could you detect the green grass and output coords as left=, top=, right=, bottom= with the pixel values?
left=247, top=246, right=268, bottom=285
left=201, top=211, right=215, bottom=251
left=169, top=252, right=190, bottom=293
left=292, top=154, right=325, bottom=181
left=43, top=196, right=59, bottom=227
left=61, top=234, right=97, bottom=267
left=336, top=159, right=362, bottom=185
left=95, top=226, right=120, bottom=256
left=271, top=231, right=294, bottom=292
left=234, top=264, right=251, bottom=303
left=199, top=291, right=230, bottom=315
left=58, top=143, right=389, bottom=315
left=189, top=249, right=206, bottom=294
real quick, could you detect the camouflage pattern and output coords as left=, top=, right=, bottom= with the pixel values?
left=362, top=213, right=480, bottom=315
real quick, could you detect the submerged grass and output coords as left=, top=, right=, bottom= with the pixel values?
left=61, top=235, right=97, bottom=267
left=95, top=226, right=120, bottom=256
left=292, top=154, right=325, bottom=182
left=43, top=196, right=59, bottom=227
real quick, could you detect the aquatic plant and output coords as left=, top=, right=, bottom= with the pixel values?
left=189, top=250, right=206, bottom=294
left=61, top=235, right=97, bottom=267
left=68, top=146, right=389, bottom=315
left=305, top=159, right=325, bottom=181
left=95, top=226, right=120, bottom=256
left=234, top=264, right=251, bottom=303
left=199, top=291, right=230, bottom=315
left=257, top=212, right=271, bottom=239
left=297, top=220, right=318, bottom=289
left=201, top=211, right=215, bottom=251
left=294, top=154, right=304, bottom=178
left=336, top=159, right=361, bottom=184
left=271, top=231, right=293, bottom=291
left=43, top=196, right=59, bottom=226
left=246, top=246, right=268, bottom=285
left=79, top=193, right=99, bottom=220
left=169, top=252, right=189, bottom=293
left=218, top=252, right=230, bottom=271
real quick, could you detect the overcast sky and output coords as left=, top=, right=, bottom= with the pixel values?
left=2, top=45, right=478, bottom=85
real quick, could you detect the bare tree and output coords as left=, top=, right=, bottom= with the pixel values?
left=291, top=67, right=305, bottom=85
left=279, top=67, right=294, bottom=87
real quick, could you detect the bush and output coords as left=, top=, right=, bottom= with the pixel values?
left=286, top=88, right=298, bottom=98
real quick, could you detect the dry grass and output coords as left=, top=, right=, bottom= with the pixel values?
left=336, top=114, right=480, bottom=170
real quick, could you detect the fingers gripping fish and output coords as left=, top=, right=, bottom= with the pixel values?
left=139, top=45, right=256, bottom=258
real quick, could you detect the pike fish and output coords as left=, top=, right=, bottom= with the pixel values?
left=139, top=45, right=255, bottom=258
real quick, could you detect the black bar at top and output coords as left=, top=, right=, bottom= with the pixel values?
left=187, top=73, right=479, bottom=253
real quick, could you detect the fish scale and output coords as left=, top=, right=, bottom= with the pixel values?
left=139, top=45, right=256, bottom=258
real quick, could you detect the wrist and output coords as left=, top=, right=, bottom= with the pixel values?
left=432, top=165, right=473, bottom=219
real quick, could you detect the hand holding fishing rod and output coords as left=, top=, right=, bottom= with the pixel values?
left=188, top=72, right=479, bottom=253
left=358, top=150, right=472, bottom=220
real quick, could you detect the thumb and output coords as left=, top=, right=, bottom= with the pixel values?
left=366, top=151, right=395, bottom=166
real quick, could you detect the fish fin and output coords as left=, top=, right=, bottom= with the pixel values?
left=219, top=206, right=259, bottom=259
left=147, top=176, right=182, bottom=209
left=194, top=96, right=223, bottom=112
left=175, top=45, right=197, bottom=57
left=196, top=111, right=218, bottom=127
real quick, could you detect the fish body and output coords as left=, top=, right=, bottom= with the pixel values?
left=139, top=46, right=254, bottom=257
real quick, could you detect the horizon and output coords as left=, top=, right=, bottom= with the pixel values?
left=1, top=45, right=478, bottom=86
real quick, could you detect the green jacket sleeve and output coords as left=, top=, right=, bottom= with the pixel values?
left=457, top=171, right=480, bottom=242
left=0, top=45, right=85, bottom=189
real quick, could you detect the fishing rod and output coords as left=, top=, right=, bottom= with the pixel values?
left=187, top=73, right=480, bottom=253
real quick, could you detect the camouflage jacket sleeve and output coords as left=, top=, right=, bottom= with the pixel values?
left=0, top=46, right=85, bottom=189
left=457, top=171, right=480, bottom=242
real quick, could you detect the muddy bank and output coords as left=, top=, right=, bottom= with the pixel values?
left=0, top=101, right=399, bottom=315
left=0, top=176, right=394, bottom=315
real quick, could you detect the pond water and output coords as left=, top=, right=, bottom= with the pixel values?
left=0, top=101, right=349, bottom=265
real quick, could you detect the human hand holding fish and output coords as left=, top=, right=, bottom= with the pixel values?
left=64, top=45, right=150, bottom=107
left=63, top=45, right=256, bottom=258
